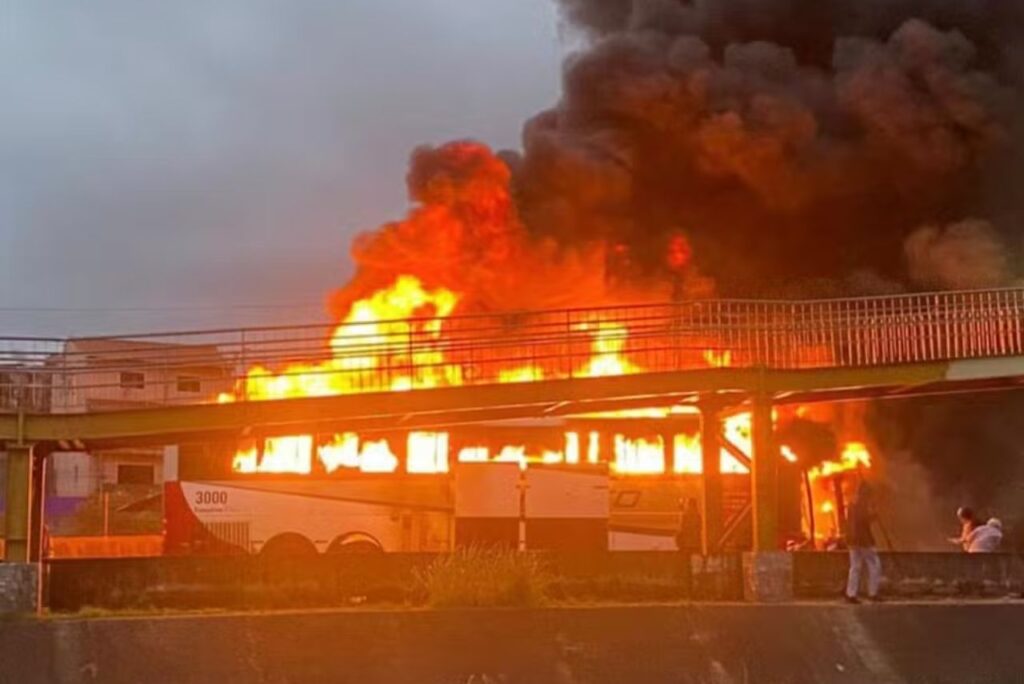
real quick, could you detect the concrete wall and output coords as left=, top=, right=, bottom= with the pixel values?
left=45, top=552, right=744, bottom=612
left=793, top=551, right=1024, bottom=598
left=0, top=563, right=37, bottom=613
left=42, top=551, right=1024, bottom=613
left=1, top=604, right=1023, bottom=683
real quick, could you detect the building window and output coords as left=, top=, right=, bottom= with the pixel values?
left=117, top=464, right=154, bottom=485
left=176, top=376, right=201, bottom=393
left=119, top=371, right=145, bottom=390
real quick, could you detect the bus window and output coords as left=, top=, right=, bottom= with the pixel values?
left=406, top=432, right=449, bottom=474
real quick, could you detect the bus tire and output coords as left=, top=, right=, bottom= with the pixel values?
left=259, top=533, right=318, bottom=557
left=326, top=533, right=384, bottom=554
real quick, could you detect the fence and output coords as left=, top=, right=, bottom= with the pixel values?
left=2, top=288, right=1023, bottom=413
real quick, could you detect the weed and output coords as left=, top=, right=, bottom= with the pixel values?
left=416, top=548, right=550, bottom=608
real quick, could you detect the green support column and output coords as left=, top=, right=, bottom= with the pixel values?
left=750, top=394, right=778, bottom=552
left=4, top=443, right=34, bottom=562
left=699, top=401, right=723, bottom=555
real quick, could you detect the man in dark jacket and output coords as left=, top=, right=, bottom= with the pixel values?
left=845, top=481, right=882, bottom=603
left=676, top=497, right=702, bottom=554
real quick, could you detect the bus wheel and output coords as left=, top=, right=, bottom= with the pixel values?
left=326, top=533, right=383, bottom=554
left=259, top=533, right=318, bottom=557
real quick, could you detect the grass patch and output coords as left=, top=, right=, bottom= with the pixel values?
left=416, top=547, right=550, bottom=608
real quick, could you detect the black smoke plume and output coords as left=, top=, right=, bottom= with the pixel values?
left=339, top=1, right=1024, bottom=537
left=509, top=0, right=1023, bottom=295
left=508, top=2, right=1024, bottom=538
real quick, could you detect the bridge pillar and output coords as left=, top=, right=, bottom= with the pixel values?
left=698, top=400, right=723, bottom=555
left=750, top=394, right=778, bottom=552
left=743, top=394, right=793, bottom=601
left=1, top=443, right=40, bottom=614
left=3, top=443, right=34, bottom=562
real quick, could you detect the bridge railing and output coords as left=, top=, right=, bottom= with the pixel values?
left=2, top=288, right=1023, bottom=413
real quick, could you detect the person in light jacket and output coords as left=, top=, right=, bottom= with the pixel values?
left=966, top=518, right=1003, bottom=553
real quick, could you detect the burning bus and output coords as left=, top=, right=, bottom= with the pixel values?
left=163, top=277, right=874, bottom=556
left=162, top=409, right=872, bottom=556
left=163, top=414, right=763, bottom=555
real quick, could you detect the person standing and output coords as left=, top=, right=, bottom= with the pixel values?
left=676, top=497, right=702, bottom=599
left=676, top=497, right=702, bottom=554
left=845, top=481, right=882, bottom=604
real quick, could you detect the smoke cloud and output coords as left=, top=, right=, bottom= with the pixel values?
left=510, top=1, right=1022, bottom=296
left=333, top=1, right=1024, bottom=540
left=341, top=0, right=1022, bottom=304
left=330, top=141, right=629, bottom=315
left=904, top=218, right=1011, bottom=289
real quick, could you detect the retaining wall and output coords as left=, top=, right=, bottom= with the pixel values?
left=42, top=551, right=1024, bottom=612
left=793, top=551, right=1024, bottom=598
left=45, top=552, right=744, bottom=612
left=1, top=603, right=1023, bottom=684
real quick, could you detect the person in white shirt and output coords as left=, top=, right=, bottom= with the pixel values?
left=966, top=518, right=1003, bottom=553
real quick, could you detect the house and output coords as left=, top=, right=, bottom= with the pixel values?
left=46, top=338, right=234, bottom=497
left=0, top=367, right=52, bottom=414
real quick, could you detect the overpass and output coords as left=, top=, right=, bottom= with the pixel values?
left=3, top=287, right=1024, bottom=562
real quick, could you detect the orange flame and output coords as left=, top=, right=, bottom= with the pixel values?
left=702, top=349, right=732, bottom=368
left=224, top=275, right=837, bottom=478
left=318, top=433, right=399, bottom=473
left=613, top=435, right=665, bottom=474
left=579, top=322, right=639, bottom=378
left=240, top=275, right=460, bottom=403
left=407, top=431, right=450, bottom=474
left=808, top=441, right=872, bottom=480
left=232, top=436, right=313, bottom=474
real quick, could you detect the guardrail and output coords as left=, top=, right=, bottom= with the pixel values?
left=2, top=288, right=1023, bottom=413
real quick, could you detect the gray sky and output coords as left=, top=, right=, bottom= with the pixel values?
left=0, top=1, right=562, bottom=336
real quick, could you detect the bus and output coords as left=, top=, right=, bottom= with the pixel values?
left=163, top=416, right=773, bottom=555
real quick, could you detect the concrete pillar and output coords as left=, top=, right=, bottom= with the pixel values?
left=3, top=443, right=34, bottom=562
left=741, top=551, right=793, bottom=602
left=0, top=563, right=38, bottom=614
left=699, top=402, right=723, bottom=555
left=750, top=394, right=778, bottom=552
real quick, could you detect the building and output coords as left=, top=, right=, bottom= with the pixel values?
left=51, top=338, right=232, bottom=414
left=1, top=339, right=234, bottom=514
left=46, top=338, right=234, bottom=496
left=0, top=367, right=52, bottom=414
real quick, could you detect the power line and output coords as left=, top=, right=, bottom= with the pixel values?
left=0, top=302, right=325, bottom=313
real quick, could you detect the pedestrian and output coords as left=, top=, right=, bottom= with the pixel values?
left=948, top=507, right=982, bottom=551
left=676, top=497, right=702, bottom=599
left=966, top=518, right=1003, bottom=553
left=676, top=497, right=702, bottom=554
left=844, top=480, right=882, bottom=604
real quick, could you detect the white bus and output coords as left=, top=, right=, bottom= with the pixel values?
left=163, top=418, right=757, bottom=555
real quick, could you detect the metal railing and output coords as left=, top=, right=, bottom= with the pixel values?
left=2, top=288, right=1023, bottom=413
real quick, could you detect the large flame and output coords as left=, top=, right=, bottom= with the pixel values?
left=802, top=440, right=874, bottom=543
left=808, top=441, right=872, bottom=481
left=233, top=436, right=313, bottom=474
left=223, top=275, right=835, bottom=478
left=239, top=275, right=460, bottom=402
left=212, top=176, right=882, bottom=554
